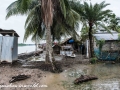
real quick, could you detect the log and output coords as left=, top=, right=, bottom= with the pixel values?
left=18, top=50, right=43, bottom=60
left=9, top=74, right=31, bottom=83
left=74, top=75, right=98, bottom=84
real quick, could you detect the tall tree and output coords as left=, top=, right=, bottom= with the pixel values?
left=6, top=0, right=80, bottom=72
left=71, top=1, right=112, bottom=57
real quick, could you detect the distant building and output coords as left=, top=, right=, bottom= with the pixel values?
left=93, top=30, right=120, bottom=51
left=60, top=37, right=80, bottom=52
left=93, top=30, right=120, bottom=61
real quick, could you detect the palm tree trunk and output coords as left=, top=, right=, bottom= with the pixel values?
left=45, top=26, right=50, bottom=63
left=45, top=25, right=58, bottom=72
left=89, top=23, right=94, bottom=58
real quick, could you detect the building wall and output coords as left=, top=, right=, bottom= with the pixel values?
left=0, top=36, right=18, bottom=63
left=102, top=41, right=120, bottom=51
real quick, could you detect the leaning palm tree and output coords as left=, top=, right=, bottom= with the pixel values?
left=40, top=0, right=57, bottom=70
left=71, top=1, right=112, bottom=57
left=40, top=0, right=80, bottom=71
left=6, top=0, right=80, bottom=72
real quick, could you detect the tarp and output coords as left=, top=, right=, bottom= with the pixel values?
left=94, top=48, right=119, bottom=61
left=69, top=39, right=74, bottom=43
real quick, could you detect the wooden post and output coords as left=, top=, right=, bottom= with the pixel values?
left=86, top=39, right=89, bottom=58
left=12, top=33, right=14, bottom=36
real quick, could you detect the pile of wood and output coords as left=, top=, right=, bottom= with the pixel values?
left=74, top=75, right=98, bottom=84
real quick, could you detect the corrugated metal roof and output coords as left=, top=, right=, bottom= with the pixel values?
left=93, top=33, right=119, bottom=40
left=0, top=28, right=19, bottom=37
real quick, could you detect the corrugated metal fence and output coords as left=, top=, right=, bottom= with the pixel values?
left=0, top=36, right=18, bottom=63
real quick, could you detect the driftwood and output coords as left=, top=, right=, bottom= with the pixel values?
left=9, top=75, right=31, bottom=83
left=74, top=75, right=98, bottom=84
left=18, top=50, right=43, bottom=60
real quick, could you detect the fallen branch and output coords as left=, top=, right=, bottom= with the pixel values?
left=74, top=75, right=98, bottom=84
left=9, top=74, right=31, bottom=83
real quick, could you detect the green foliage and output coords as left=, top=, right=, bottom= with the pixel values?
left=107, top=14, right=120, bottom=31
left=90, top=57, right=98, bottom=64
left=96, top=39, right=105, bottom=51
left=6, top=0, right=80, bottom=43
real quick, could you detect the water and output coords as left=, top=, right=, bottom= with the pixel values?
left=40, top=63, right=120, bottom=90
left=18, top=46, right=36, bottom=54
left=18, top=46, right=120, bottom=90
left=66, top=63, right=120, bottom=90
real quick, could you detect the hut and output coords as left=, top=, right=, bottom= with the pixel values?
left=60, top=37, right=80, bottom=57
left=52, top=44, right=61, bottom=54
left=60, top=37, right=79, bottom=52
left=0, top=28, right=19, bottom=63
left=93, top=30, right=120, bottom=61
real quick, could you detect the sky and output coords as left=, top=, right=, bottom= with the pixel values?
left=0, top=0, right=120, bottom=44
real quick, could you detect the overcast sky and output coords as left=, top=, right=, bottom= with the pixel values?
left=0, top=0, right=120, bottom=44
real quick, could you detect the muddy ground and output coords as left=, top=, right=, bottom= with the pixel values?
left=0, top=54, right=90, bottom=90
left=1, top=53, right=120, bottom=90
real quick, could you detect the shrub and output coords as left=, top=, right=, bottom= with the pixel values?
left=90, top=57, right=98, bottom=64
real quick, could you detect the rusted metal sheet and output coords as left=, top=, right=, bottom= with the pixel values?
left=0, top=36, right=14, bottom=62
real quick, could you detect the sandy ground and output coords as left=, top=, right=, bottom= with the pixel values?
left=0, top=65, right=44, bottom=90
left=0, top=53, right=90, bottom=90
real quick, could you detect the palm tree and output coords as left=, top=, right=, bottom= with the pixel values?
left=71, top=1, right=112, bottom=57
left=23, top=0, right=80, bottom=42
left=6, top=0, right=80, bottom=72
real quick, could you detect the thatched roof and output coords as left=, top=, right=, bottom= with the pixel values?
left=0, top=28, right=19, bottom=37
left=60, top=37, right=72, bottom=45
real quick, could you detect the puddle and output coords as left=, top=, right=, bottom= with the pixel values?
left=24, top=52, right=120, bottom=90
left=39, top=63, right=120, bottom=90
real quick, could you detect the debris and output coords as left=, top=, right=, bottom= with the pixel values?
left=18, top=50, right=43, bottom=60
left=9, top=74, right=31, bottom=83
left=74, top=75, right=98, bottom=84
